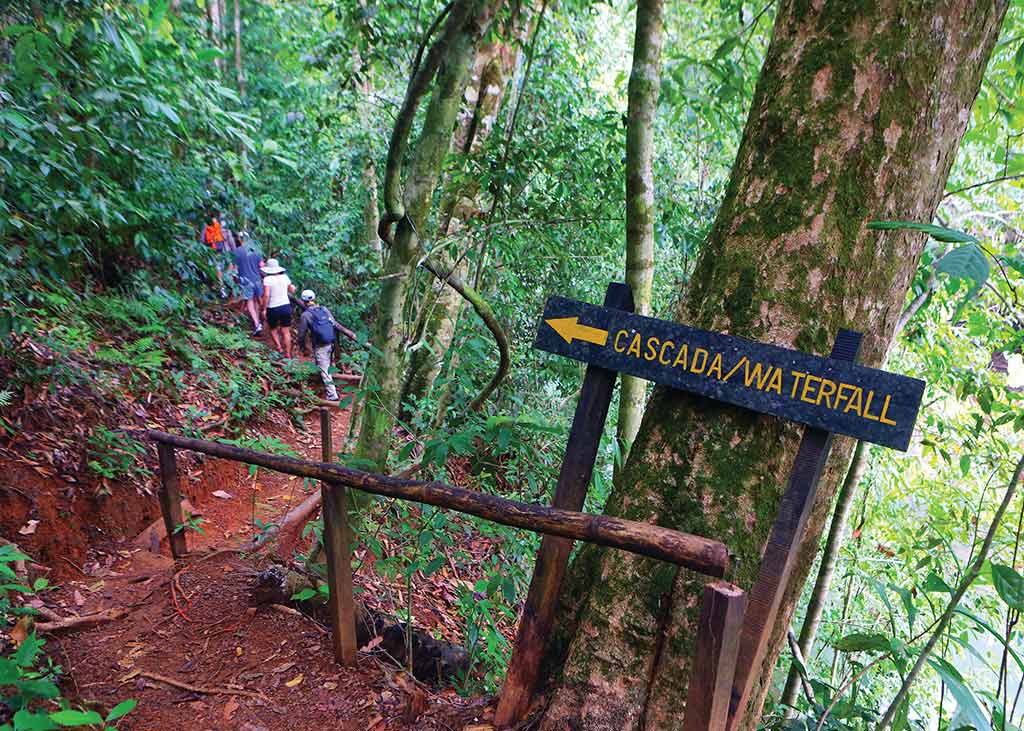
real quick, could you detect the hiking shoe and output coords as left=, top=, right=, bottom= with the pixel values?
left=219, top=287, right=228, bottom=300
left=252, top=326, right=263, bottom=336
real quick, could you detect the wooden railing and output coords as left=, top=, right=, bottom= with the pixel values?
left=143, top=411, right=744, bottom=729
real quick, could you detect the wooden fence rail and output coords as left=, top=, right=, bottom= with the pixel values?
left=144, top=421, right=740, bottom=729
left=146, top=428, right=730, bottom=575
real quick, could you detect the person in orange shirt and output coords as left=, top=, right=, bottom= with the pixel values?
left=202, top=213, right=228, bottom=299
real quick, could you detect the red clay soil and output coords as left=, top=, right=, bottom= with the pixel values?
left=37, top=406, right=510, bottom=730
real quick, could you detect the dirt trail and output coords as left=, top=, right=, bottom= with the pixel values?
left=47, top=403, right=498, bottom=731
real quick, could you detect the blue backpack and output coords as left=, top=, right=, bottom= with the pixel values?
left=310, top=307, right=336, bottom=346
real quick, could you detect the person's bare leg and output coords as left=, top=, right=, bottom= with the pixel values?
left=282, top=329, right=292, bottom=359
left=246, top=298, right=261, bottom=330
left=271, top=328, right=284, bottom=354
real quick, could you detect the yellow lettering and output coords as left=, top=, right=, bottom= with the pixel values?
left=766, top=368, right=783, bottom=395
left=800, top=375, right=822, bottom=404
left=644, top=336, right=660, bottom=361
left=791, top=371, right=807, bottom=399
left=672, top=344, right=689, bottom=370
left=879, top=394, right=898, bottom=426
left=658, top=341, right=675, bottom=366
left=817, top=379, right=837, bottom=408
left=628, top=333, right=642, bottom=358
left=723, top=357, right=747, bottom=382
left=843, top=387, right=863, bottom=416
left=706, top=353, right=723, bottom=380
left=690, top=348, right=709, bottom=374
left=614, top=330, right=629, bottom=352
left=745, top=362, right=774, bottom=390
left=863, top=390, right=880, bottom=421
left=834, top=383, right=854, bottom=410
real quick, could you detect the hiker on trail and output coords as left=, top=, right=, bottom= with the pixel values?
left=261, top=258, right=296, bottom=358
left=297, top=290, right=352, bottom=402
left=202, top=212, right=230, bottom=299
left=233, top=235, right=265, bottom=336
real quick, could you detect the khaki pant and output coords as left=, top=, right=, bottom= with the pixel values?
left=314, top=344, right=339, bottom=401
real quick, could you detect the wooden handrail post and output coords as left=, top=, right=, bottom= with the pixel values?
left=682, top=581, right=746, bottom=731
left=496, top=282, right=635, bottom=727
left=320, top=408, right=358, bottom=665
left=156, top=442, right=187, bottom=559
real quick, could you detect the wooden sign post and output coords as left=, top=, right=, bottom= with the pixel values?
left=494, top=287, right=925, bottom=727
left=496, top=283, right=635, bottom=726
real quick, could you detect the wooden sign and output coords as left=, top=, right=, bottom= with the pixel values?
left=534, top=296, right=924, bottom=451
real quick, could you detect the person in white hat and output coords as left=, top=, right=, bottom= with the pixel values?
left=260, top=258, right=296, bottom=357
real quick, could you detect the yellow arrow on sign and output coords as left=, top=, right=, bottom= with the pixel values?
left=546, top=317, right=609, bottom=346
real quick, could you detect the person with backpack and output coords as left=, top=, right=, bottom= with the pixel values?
left=297, top=290, right=353, bottom=402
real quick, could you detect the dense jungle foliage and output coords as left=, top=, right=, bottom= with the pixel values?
left=2, top=0, right=1024, bottom=729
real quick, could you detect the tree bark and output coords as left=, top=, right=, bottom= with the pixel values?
left=538, top=2, right=1009, bottom=730
left=401, top=260, right=467, bottom=422
left=233, top=0, right=245, bottom=97
left=208, top=0, right=224, bottom=76
left=355, top=0, right=500, bottom=470
left=615, top=0, right=663, bottom=480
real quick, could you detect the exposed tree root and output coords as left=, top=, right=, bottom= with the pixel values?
left=138, top=670, right=264, bottom=698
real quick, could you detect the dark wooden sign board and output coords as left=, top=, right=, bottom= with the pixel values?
left=496, top=284, right=925, bottom=729
left=534, top=296, right=924, bottom=451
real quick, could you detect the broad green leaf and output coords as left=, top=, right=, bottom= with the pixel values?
left=120, top=31, right=144, bottom=69
left=991, top=563, right=1024, bottom=609
left=14, top=631, right=43, bottom=667
left=923, top=572, right=952, bottom=593
left=105, top=699, right=137, bottom=723
left=928, top=657, right=992, bottom=731
left=867, top=220, right=978, bottom=244
left=832, top=632, right=891, bottom=653
left=290, top=587, right=316, bottom=601
left=48, top=709, right=104, bottom=727
left=11, top=709, right=58, bottom=730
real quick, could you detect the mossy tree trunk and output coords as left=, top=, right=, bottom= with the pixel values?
left=400, top=258, right=468, bottom=423
left=538, top=1, right=1008, bottom=729
left=401, top=18, right=531, bottom=422
left=355, top=0, right=497, bottom=470
left=615, top=0, right=663, bottom=480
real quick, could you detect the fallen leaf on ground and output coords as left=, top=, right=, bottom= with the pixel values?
left=285, top=674, right=304, bottom=688
left=10, top=616, right=31, bottom=646
left=73, top=590, right=85, bottom=606
left=212, top=490, right=233, bottom=499
left=322, top=681, right=337, bottom=690
left=223, top=697, right=239, bottom=720
left=18, top=520, right=39, bottom=535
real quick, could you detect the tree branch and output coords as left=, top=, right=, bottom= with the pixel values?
left=419, top=255, right=510, bottom=411
left=942, top=173, right=1024, bottom=200
left=876, top=451, right=1024, bottom=731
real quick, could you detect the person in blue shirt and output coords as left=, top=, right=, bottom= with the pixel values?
left=233, top=234, right=264, bottom=336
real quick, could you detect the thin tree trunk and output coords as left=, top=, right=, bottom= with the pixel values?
left=780, top=440, right=868, bottom=712
left=877, top=452, right=1024, bottom=730
left=364, top=159, right=381, bottom=266
left=208, top=0, right=224, bottom=76
left=233, top=0, right=245, bottom=97
left=615, top=0, right=663, bottom=480
left=538, top=2, right=1008, bottom=729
